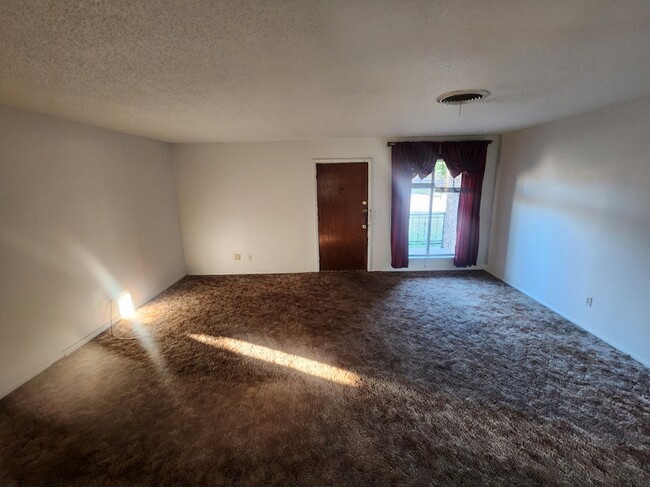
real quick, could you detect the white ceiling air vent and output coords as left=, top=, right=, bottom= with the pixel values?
left=436, top=90, right=490, bottom=105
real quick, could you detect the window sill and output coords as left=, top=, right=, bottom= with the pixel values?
left=408, top=254, right=454, bottom=259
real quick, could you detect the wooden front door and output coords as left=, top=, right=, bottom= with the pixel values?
left=316, top=162, right=368, bottom=270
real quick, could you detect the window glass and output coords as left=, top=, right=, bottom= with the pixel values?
left=408, top=160, right=459, bottom=257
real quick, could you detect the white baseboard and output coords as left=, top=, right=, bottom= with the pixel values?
left=0, top=272, right=186, bottom=400
left=485, top=268, right=649, bottom=369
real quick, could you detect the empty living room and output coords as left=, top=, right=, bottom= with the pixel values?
left=1, top=1, right=649, bottom=485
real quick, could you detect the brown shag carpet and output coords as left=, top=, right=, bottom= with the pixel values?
left=1, top=271, right=648, bottom=486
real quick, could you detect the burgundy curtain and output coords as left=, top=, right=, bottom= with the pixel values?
left=390, top=142, right=440, bottom=268
left=440, top=141, right=490, bottom=267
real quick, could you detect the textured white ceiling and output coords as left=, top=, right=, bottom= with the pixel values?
left=1, top=0, right=649, bottom=142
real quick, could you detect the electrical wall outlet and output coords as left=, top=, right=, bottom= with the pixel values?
left=234, top=253, right=241, bottom=261
left=585, top=297, right=593, bottom=307
left=96, top=293, right=109, bottom=311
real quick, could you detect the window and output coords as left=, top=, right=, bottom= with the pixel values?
left=408, top=160, right=460, bottom=257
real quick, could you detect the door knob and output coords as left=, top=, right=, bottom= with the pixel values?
left=362, top=201, right=367, bottom=205
left=362, top=224, right=367, bottom=229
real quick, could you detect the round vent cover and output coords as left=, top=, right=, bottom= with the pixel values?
left=437, top=90, right=490, bottom=105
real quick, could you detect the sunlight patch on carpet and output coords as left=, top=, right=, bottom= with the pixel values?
left=189, top=334, right=361, bottom=386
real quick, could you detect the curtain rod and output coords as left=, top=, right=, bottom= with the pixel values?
left=386, top=140, right=493, bottom=147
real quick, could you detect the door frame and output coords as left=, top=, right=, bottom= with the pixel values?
left=312, top=158, right=373, bottom=271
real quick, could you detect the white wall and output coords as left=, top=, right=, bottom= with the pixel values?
left=0, top=106, right=186, bottom=398
left=172, top=136, right=499, bottom=274
left=488, top=96, right=650, bottom=367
